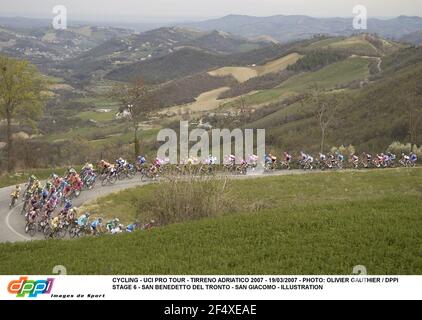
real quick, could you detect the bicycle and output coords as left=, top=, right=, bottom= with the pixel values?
left=9, top=194, right=19, bottom=209
left=117, top=164, right=136, bottom=180
left=25, top=221, right=37, bottom=237
left=101, top=170, right=118, bottom=186
left=69, top=223, right=90, bottom=239
left=44, top=222, right=67, bottom=239
left=140, top=167, right=159, bottom=181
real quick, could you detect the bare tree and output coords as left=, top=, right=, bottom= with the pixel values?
left=307, top=85, right=340, bottom=153
left=110, top=78, right=157, bottom=159
left=406, top=76, right=422, bottom=152
left=239, top=95, right=248, bottom=127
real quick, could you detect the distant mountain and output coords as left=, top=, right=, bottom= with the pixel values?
left=0, top=23, right=133, bottom=66
left=60, top=27, right=268, bottom=84
left=0, top=16, right=166, bottom=33
left=0, top=16, right=52, bottom=29
left=180, top=14, right=422, bottom=43
left=105, top=38, right=308, bottom=84
left=106, top=47, right=226, bottom=84
left=399, top=31, right=422, bottom=45
left=183, top=30, right=266, bottom=54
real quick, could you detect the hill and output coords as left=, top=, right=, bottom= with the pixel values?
left=1, top=28, right=420, bottom=171
left=58, top=27, right=268, bottom=84
left=1, top=169, right=421, bottom=274
left=240, top=51, right=422, bottom=153
left=106, top=37, right=320, bottom=84
left=106, top=47, right=225, bottom=83
left=399, top=31, right=422, bottom=45
left=180, top=14, right=422, bottom=43
left=0, top=23, right=133, bottom=68
left=184, top=30, right=265, bottom=54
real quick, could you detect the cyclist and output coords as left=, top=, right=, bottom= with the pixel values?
left=25, top=208, right=38, bottom=224
left=28, top=175, right=37, bottom=186
left=10, top=185, right=21, bottom=202
left=126, top=222, right=138, bottom=233
left=116, top=157, right=127, bottom=170
left=205, top=154, right=217, bottom=165
left=410, top=152, right=417, bottom=164
left=50, top=216, right=61, bottom=231
left=99, top=160, right=112, bottom=175
left=90, top=217, right=103, bottom=235
left=106, top=218, right=120, bottom=233
left=77, top=212, right=90, bottom=227
left=228, top=154, right=236, bottom=166
left=136, top=155, right=147, bottom=170
left=66, top=208, right=77, bottom=223
left=350, top=153, right=359, bottom=168
left=142, top=220, right=155, bottom=231
left=306, top=154, right=314, bottom=168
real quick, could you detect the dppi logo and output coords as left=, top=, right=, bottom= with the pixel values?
left=8, top=277, right=54, bottom=298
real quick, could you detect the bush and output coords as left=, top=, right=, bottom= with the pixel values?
left=330, top=144, right=356, bottom=155
left=144, top=175, right=233, bottom=226
left=387, top=141, right=422, bottom=157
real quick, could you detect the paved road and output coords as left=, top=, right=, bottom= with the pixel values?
left=0, top=169, right=312, bottom=243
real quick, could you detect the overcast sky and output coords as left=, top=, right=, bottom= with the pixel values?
left=1, top=0, right=421, bottom=21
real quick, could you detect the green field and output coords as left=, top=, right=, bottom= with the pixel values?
left=1, top=168, right=421, bottom=275
left=72, top=96, right=119, bottom=108
left=75, top=110, right=116, bottom=122
left=308, top=37, right=379, bottom=56
left=228, top=56, right=370, bottom=107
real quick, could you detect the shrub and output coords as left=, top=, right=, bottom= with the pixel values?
left=330, top=144, right=356, bottom=155
left=387, top=141, right=422, bottom=157
left=144, top=175, right=233, bottom=226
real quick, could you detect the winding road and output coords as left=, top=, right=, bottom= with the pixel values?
left=0, top=178, right=153, bottom=243
left=0, top=170, right=313, bottom=243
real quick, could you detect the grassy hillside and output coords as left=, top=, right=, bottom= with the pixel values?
left=243, top=53, right=422, bottom=153
left=233, top=56, right=370, bottom=106
left=309, top=36, right=377, bottom=55
left=1, top=168, right=421, bottom=275
left=106, top=39, right=318, bottom=84
left=106, top=47, right=226, bottom=84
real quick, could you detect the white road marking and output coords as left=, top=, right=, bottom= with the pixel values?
left=6, top=203, right=31, bottom=241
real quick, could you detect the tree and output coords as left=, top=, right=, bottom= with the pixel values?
left=405, top=75, right=422, bottom=152
left=110, top=78, right=156, bottom=159
left=0, top=56, right=46, bottom=172
left=307, top=85, right=341, bottom=153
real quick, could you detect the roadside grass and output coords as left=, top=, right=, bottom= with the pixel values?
left=80, top=168, right=422, bottom=225
left=0, top=194, right=420, bottom=275
left=1, top=168, right=420, bottom=275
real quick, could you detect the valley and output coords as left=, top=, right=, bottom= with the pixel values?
left=0, top=15, right=421, bottom=172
